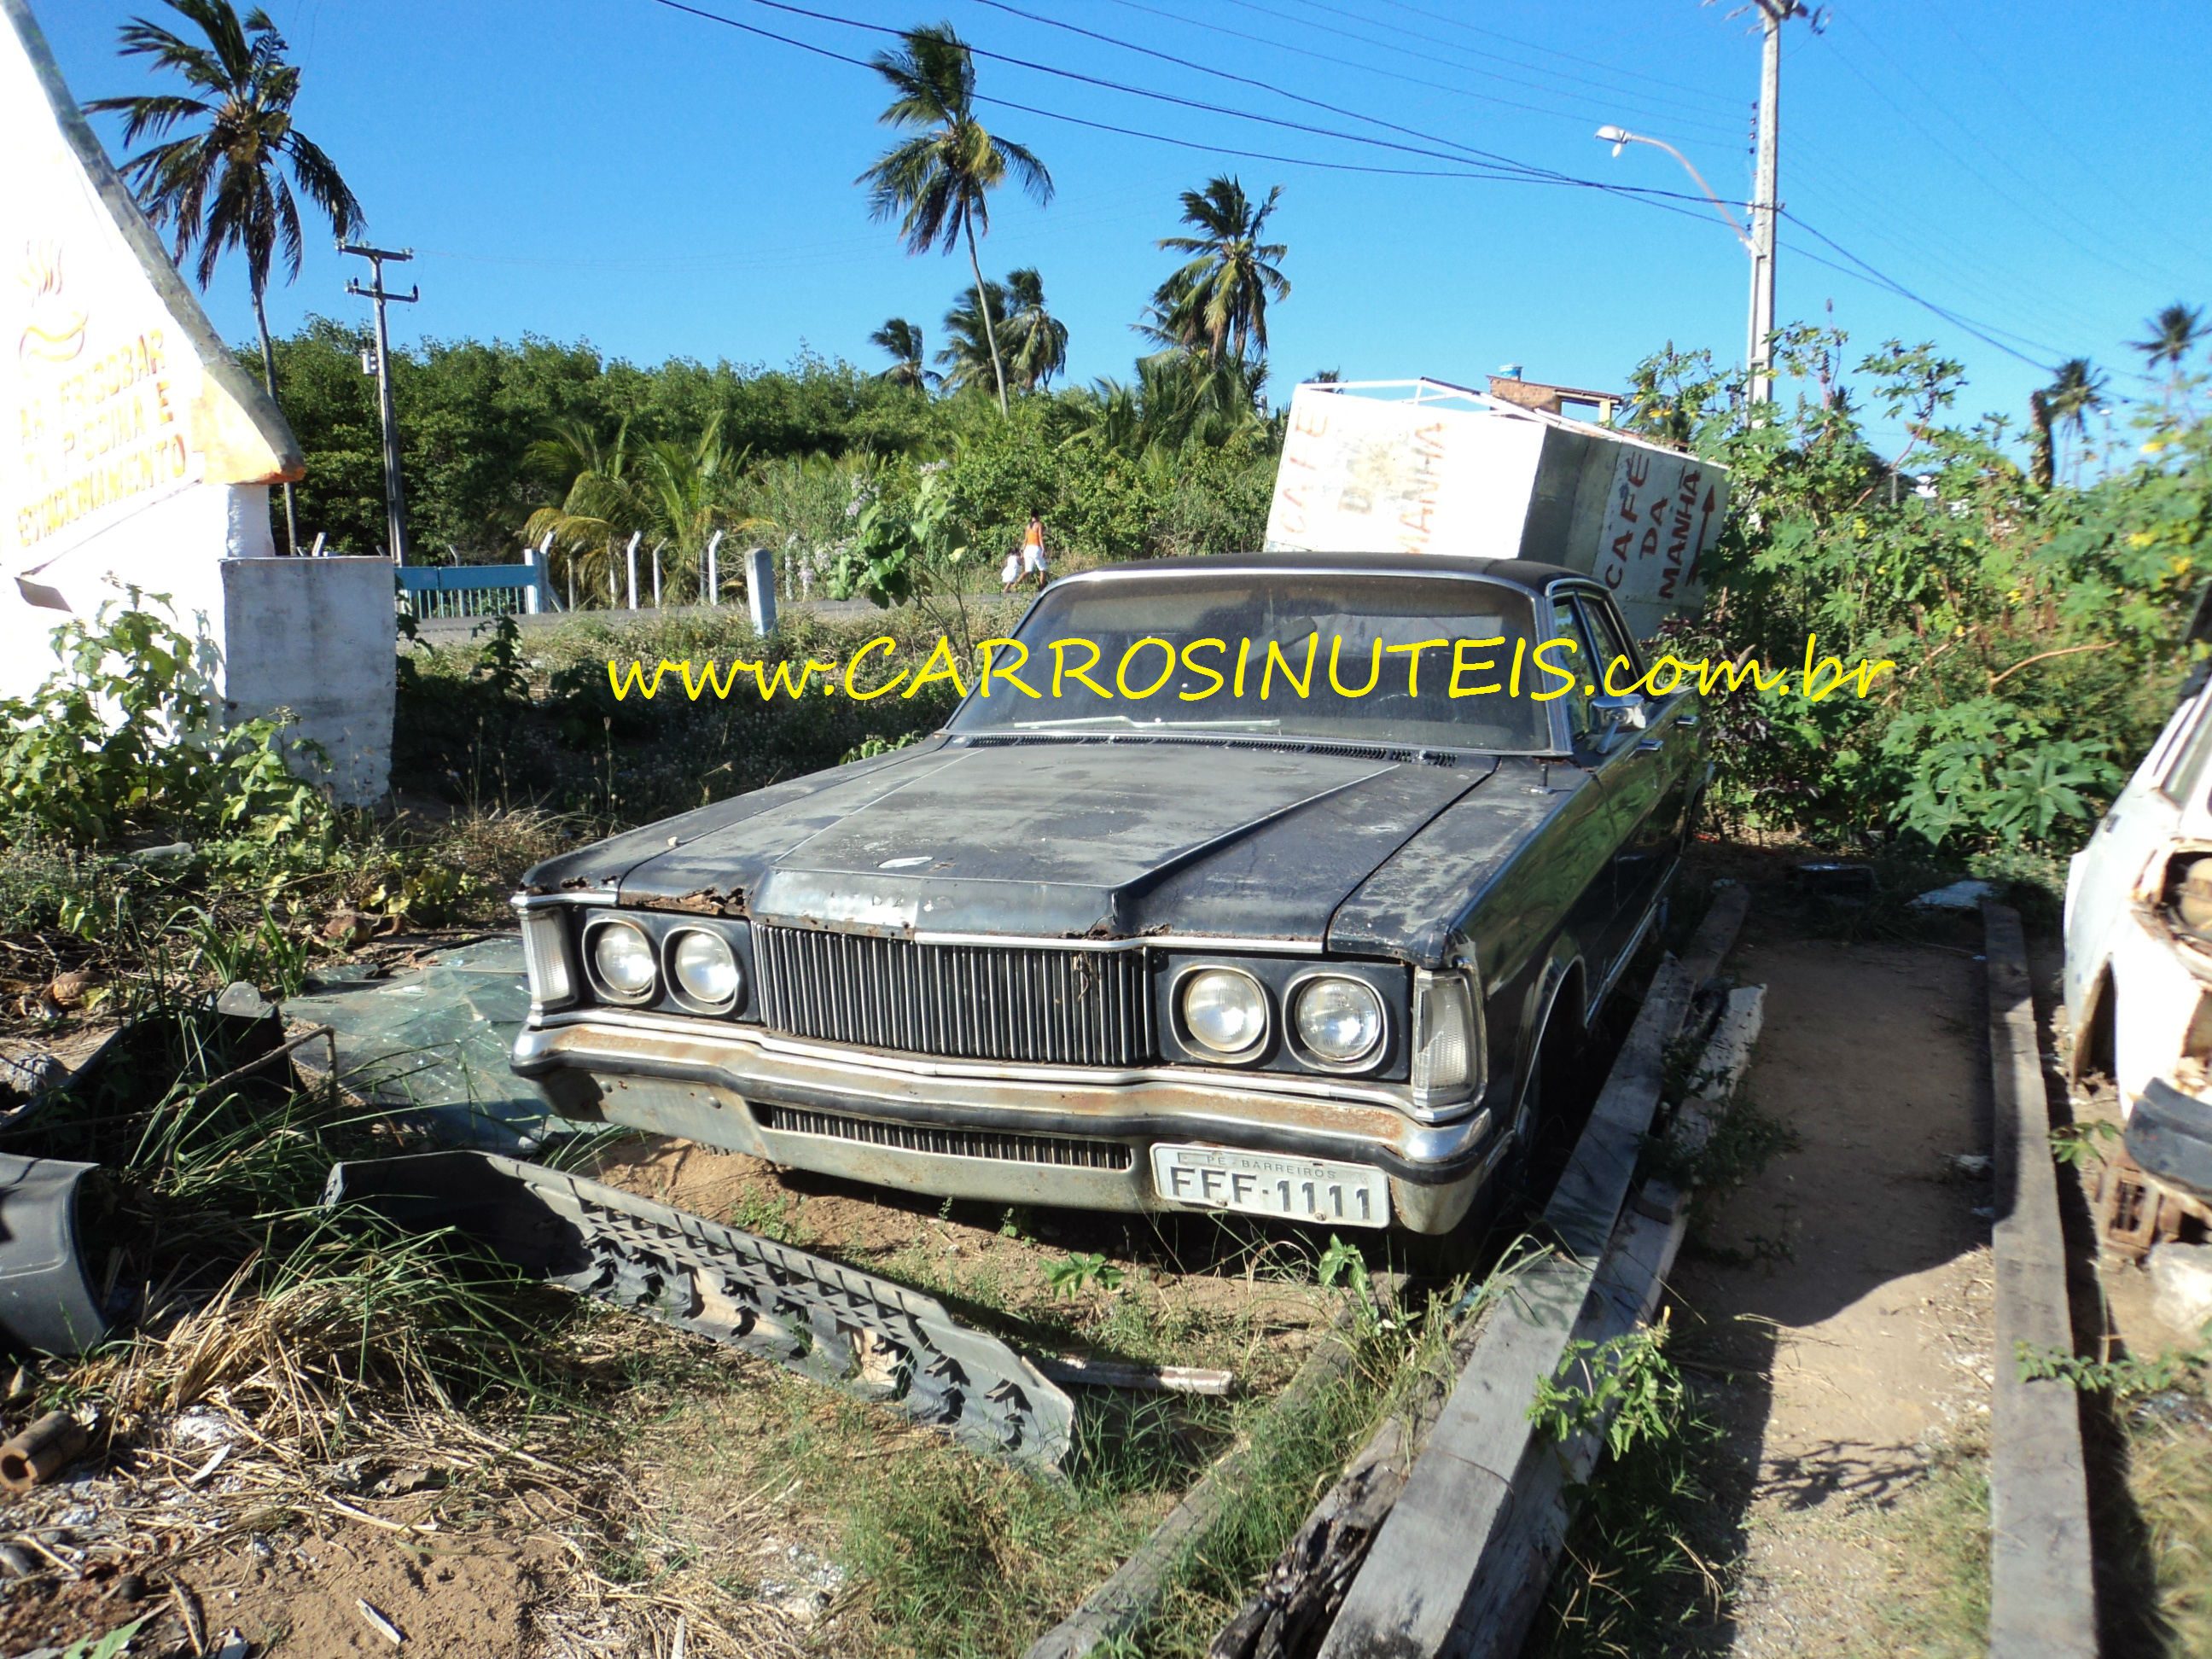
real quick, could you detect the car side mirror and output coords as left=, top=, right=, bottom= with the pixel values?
left=1591, top=692, right=1648, bottom=733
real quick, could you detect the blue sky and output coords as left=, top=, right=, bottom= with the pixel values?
left=35, top=0, right=2212, bottom=451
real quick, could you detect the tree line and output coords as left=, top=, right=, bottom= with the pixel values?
left=87, top=3, right=1294, bottom=585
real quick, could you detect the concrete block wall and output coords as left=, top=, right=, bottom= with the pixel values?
left=219, top=555, right=395, bottom=807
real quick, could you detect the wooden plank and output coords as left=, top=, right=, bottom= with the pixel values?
left=1033, top=1357, right=1236, bottom=1396
left=1677, top=880, right=1751, bottom=991
left=1315, top=886, right=1749, bottom=1659
left=1023, top=1286, right=1382, bottom=1659
left=1633, top=986, right=1767, bottom=1225
left=1317, top=963, right=1706, bottom=1656
left=1981, top=901, right=2098, bottom=1659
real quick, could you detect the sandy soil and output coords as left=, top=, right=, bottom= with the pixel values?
left=1668, top=929, right=1998, bottom=1656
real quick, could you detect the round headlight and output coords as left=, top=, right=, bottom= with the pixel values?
left=590, top=921, right=658, bottom=1001
left=671, top=929, right=742, bottom=1010
left=1181, top=968, right=1269, bottom=1057
left=1294, top=976, right=1385, bottom=1065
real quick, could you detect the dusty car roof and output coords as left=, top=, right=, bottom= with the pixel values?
left=1054, top=551, right=1587, bottom=595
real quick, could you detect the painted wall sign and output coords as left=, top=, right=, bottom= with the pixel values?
left=1594, top=446, right=1724, bottom=617
left=0, top=0, right=299, bottom=590
left=1265, top=383, right=1541, bottom=562
left=1265, top=381, right=1729, bottom=638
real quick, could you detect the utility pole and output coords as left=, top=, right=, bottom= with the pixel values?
left=1745, top=1, right=1817, bottom=405
left=341, top=243, right=418, bottom=565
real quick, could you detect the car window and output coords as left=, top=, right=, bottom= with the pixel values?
left=1575, top=596, right=1641, bottom=695
left=1548, top=597, right=1598, bottom=743
left=2162, top=691, right=2212, bottom=803
left=951, top=573, right=1555, bottom=752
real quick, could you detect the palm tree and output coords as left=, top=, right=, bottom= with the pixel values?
left=937, top=280, right=1009, bottom=396
left=522, top=418, right=640, bottom=603
left=998, top=268, right=1068, bottom=391
left=2131, top=302, right=2207, bottom=372
left=2132, top=302, right=2206, bottom=413
left=90, top=0, right=364, bottom=555
left=1063, top=351, right=1267, bottom=458
left=1146, top=177, right=1289, bottom=367
left=2042, top=358, right=2109, bottom=485
left=870, top=317, right=937, bottom=391
left=858, top=24, right=1052, bottom=417
left=524, top=416, right=755, bottom=605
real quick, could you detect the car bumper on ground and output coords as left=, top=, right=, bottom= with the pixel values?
left=511, top=1015, right=1504, bottom=1234
left=2130, top=1077, right=2212, bottom=1205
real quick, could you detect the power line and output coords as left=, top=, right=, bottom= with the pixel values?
left=1204, top=0, right=1743, bottom=143
left=641, top=0, right=1566, bottom=183
left=1365, top=0, right=1743, bottom=111
left=1781, top=212, right=2057, bottom=373
left=643, top=0, right=2094, bottom=382
left=1821, top=20, right=2186, bottom=298
left=969, top=0, right=1585, bottom=184
left=1837, top=12, right=2194, bottom=289
left=1784, top=154, right=2114, bottom=348
left=1918, top=4, right=2212, bottom=272
left=694, top=0, right=1601, bottom=179
left=656, top=0, right=1755, bottom=213
left=1270, top=0, right=1742, bottom=122
left=1090, top=0, right=1708, bottom=141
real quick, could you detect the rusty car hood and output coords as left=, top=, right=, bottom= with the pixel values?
left=561, top=738, right=1505, bottom=951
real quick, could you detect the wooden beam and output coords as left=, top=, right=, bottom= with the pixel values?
left=1023, top=1284, right=1385, bottom=1659
left=1982, top=901, right=2097, bottom=1658
left=1314, top=885, right=1749, bottom=1659
left=1215, top=984, right=1765, bottom=1659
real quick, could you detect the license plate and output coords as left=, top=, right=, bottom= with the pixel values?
left=1149, top=1144, right=1390, bottom=1229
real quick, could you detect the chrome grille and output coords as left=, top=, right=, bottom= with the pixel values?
left=752, top=1104, right=1133, bottom=1170
left=752, top=926, right=1152, bottom=1067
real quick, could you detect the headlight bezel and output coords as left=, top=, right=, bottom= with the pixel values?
left=667, top=926, right=745, bottom=1014
left=584, top=916, right=661, bottom=1004
left=1287, top=971, right=1388, bottom=1071
left=1156, top=953, right=1407, bottom=1080
left=1173, top=963, right=1272, bottom=1063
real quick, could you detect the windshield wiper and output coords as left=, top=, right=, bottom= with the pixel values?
left=1010, top=715, right=1284, bottom=732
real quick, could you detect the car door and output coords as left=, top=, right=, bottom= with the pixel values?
left=1551, top=591, right=1681, bottom=991
left=1578, top=591, right=1700, bottom=929
left=2064, top=675, right=2212, bottom=1032
left=1545, top=594, right=1647, bottom=994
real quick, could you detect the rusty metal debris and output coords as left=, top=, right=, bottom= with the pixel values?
left=322, top=1150, right=1076, bottom=1470
left=0, top=1410, right=88, bottom=1490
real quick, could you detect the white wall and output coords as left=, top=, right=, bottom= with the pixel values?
left=219, top=555, right=395, bottom=807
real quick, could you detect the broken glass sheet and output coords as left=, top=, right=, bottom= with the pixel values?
left=285, top=935, right=584, bottom=1152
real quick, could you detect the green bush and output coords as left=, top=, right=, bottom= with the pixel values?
left=0, top=596, right=333, bottom=864
left=1638, top=329, right=2212, bottom=856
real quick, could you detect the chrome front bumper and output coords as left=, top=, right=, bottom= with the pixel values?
left=512, top=1014, right=1502, bottom=1234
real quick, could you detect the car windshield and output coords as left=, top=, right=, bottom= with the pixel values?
left=948, top=571, right=1556, bottom=753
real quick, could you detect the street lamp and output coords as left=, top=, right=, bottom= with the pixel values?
left=1594, top=125, right=1771, bottom=401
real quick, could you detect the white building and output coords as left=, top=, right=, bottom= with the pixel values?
left=0, top=0, right=392, bottom=804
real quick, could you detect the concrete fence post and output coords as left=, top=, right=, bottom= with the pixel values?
left=652, top=539, right=664, bottom=608
left=745, top=545, right=776, bottom=637
left=533, top=532, right=555, bottom=613
left=705, top=529, right=724, bottom=607
left=624, top=531, right=641, bottom=611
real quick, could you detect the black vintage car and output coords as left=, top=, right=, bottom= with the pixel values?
left=510, top=554, right=1706, bottom=1236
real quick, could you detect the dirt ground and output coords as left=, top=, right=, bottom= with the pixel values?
left=1664, top=922, right=2000, bottom=1657
left=0, top=1134, right=1343, bottom=1658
